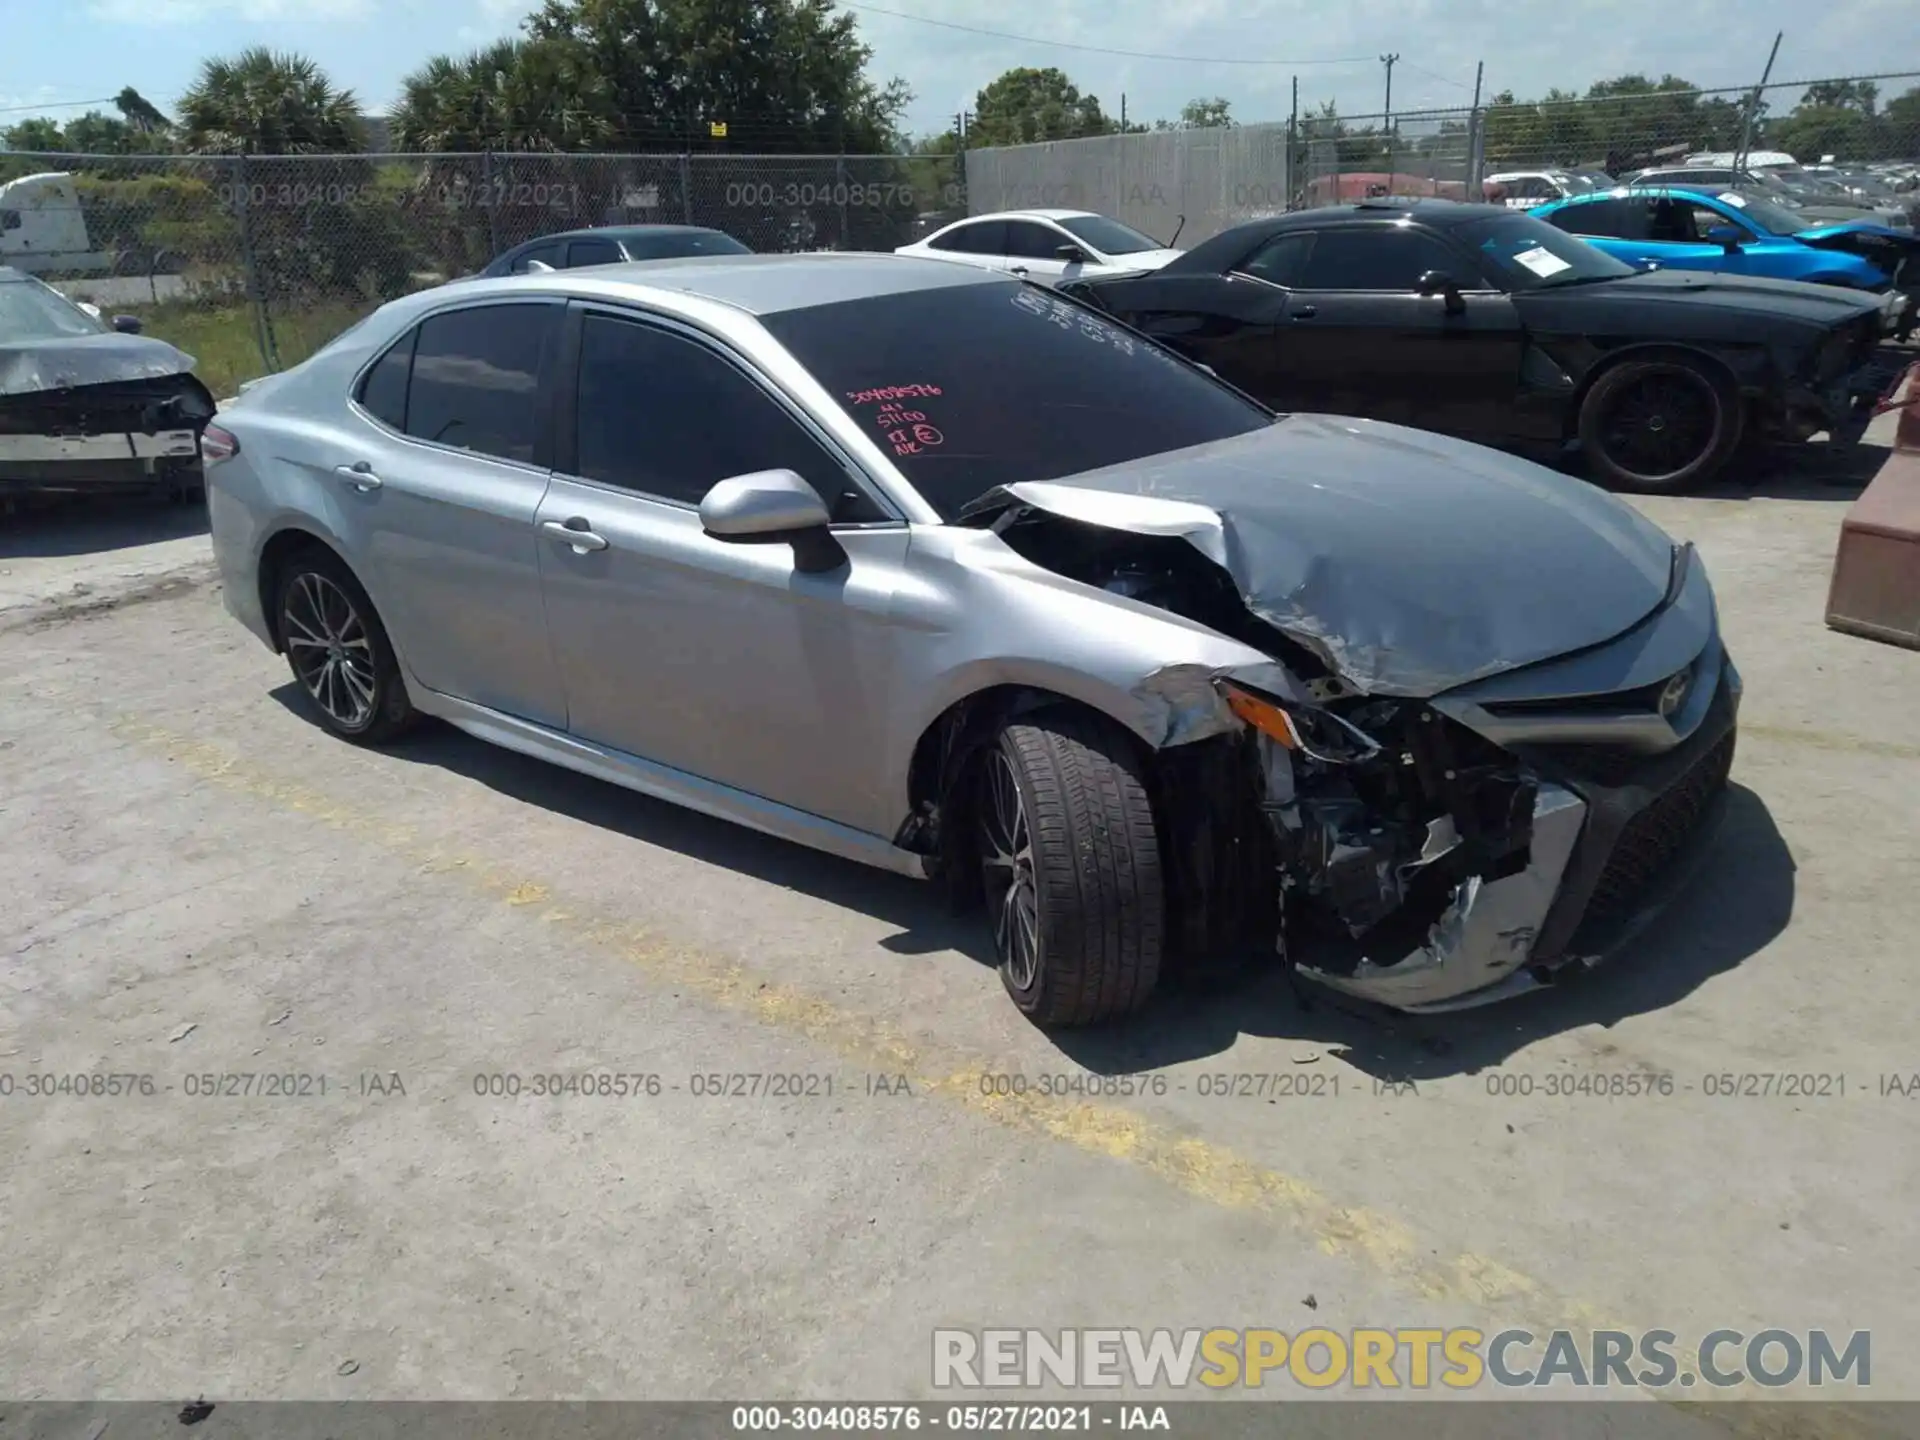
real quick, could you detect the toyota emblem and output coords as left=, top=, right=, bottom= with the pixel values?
left=1657, top=669, right=1691, bottom=719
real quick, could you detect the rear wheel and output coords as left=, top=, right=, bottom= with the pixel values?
left=1578, top=356, right=1741, bottom=493
left=977, top=710, right=1164, bottom=1027
left=274, top=549, right=418, bottom=745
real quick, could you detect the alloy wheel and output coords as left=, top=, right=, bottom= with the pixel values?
left=980, top=748, right=1040, bottom=991
left=282, top=571, right=377, bottom=730
left=1598, top=369, right=1718, bottom=482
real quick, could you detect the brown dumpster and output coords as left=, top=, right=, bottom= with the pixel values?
left=1826, top=360, right=1920, bottom=650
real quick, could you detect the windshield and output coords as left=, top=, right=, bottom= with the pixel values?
left=1056, top=215, right=1164, bottom=256
left=0, top=276, right=105, bottom=340
left=1453, top=213, right=1636, bottom=290
left=1714, top=192, right=1808, bottom=236
left=758, top=281, right=1272, bottom=520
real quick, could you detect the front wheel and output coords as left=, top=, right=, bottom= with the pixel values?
left=1578, top=357, right=1741, bottom=494
left=275, top=549, right=418, bottom=745
left=977, top=711, right=1165, bottom=1027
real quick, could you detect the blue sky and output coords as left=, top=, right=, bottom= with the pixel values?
left=2, top=0, right=1914, bottom=141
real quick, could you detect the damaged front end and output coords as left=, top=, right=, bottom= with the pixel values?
left=0, top=338, right=215, bottom=498
left=962, top=427, right=1737, bottom=1012
left=1209, top=676, right=1591, bottom=1010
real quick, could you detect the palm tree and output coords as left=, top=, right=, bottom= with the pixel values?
left=391, top=39, right=612, bottom=152
left=178, top=49, right=364, bottom=154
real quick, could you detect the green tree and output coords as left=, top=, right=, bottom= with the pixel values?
left=967, top=67, right=1117, bottom=148
left=1801, top=79, right=1879, bottom=114
left=525, top=0, right=909, bottom=152
left=177, top=48, right=365, bottom=154
left=1159, top=96, right=1232, bottom=130
left=4, top=116, right=67, bottom=152
left=115, top=87, right=173, bottom=136
left=1886, top=85, right=1920, bottom=149
left=62, top=111, right=137, bottom=154
left=391, top=38, right=614, bottom=151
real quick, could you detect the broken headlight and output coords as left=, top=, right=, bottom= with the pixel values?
left=1217, top=681, right=1383, bottom=766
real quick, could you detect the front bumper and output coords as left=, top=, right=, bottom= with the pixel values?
left=1296, top=652, right=1741, bottom=1014
left=0, top=429, right=202, bottom=495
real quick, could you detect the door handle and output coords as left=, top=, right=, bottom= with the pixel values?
left=333, top=462, right=382, bottom=491
left=541, top=518, right=609, bottom=552
left=1010, top=265, right=1030, bottom=276
left=1290, top=305, right=1318, bottom=319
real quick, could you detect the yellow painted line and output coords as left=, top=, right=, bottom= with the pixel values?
left=98, top=713, right=1896, bottom=1426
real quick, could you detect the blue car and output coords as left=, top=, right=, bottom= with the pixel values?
left=1536, top=187, right=1918, bottom=339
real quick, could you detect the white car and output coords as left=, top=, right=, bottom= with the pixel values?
left=1482, top=170, right=1616, bottom=209
left=894, top=209, right=1185, bottom=284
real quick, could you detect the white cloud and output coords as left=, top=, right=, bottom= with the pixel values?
left=86, top=0, right=371, bottom=22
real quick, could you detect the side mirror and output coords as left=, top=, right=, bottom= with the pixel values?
left=1054, top=243, right=1088, bottom=263
left=1707, top=224, right=1746, bottom=252
left=111, top=314, right=143, bottom=334
left=699, top=469, right=845, bottom=573
left=1417, top=269, right=1467, bottom=315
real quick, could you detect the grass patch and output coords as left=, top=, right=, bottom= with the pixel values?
left=125, top=298, right=377, bottom=400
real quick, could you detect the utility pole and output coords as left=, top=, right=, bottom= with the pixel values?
left=1381, top=53, right=1400, bottom=182
left=1121, top=93, right=1127, bottom=129
left=1468, top=59, right=1484, bottom=193
left=1735, top=31, right=1783, bottom=173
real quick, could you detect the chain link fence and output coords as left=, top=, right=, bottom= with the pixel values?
left=0, top=149, right=963, bottom=397
left=962, top=71, right=1920, bottom=229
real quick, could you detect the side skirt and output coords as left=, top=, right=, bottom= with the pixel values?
left=411, top=688, right=933, bottom=881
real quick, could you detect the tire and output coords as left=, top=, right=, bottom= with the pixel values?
left=976, top=710, right=1165, bottom=1027
left=273, top=547, right=418, bottom=745
left=1578, top=355, right=1742, bottom=494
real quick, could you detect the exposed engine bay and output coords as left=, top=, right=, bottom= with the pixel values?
left=991, top=510, right=1565, bottom=1004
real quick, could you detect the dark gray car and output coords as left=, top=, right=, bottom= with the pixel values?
left=203, top=255, right=1740, bottom=1026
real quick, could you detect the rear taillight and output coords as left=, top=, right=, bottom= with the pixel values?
left=200, top=423, right=240, bottom=464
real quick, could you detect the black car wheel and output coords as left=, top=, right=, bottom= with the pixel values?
left=977, top=710, right=1164, bottom=1027
left=1579, top=357, right=1741, bottom=494
left=275, top=549, right=418, bottom=745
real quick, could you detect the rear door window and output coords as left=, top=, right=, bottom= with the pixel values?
left=931, top=221, right=1006, bottom=255
left=566, top=236, right=625, bottom=267
left=402, top=302, right=558, bottom=465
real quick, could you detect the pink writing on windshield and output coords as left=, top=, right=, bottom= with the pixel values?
left=875, top=400, right=945, bottom=458
left=847, top=383, right=943, bottom=405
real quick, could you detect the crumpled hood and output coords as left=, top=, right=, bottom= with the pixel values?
left=0, top=333, right=198, bottom=397
left=963, top=416, right=1680, bottom=697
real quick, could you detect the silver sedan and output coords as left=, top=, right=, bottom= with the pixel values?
left=204, top=255, right=1740, bottom=1026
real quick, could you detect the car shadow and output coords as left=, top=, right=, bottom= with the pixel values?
left=0, top=492, right=208, bottom=558
left=1050, top=781, right=1793, bottom=1082
left=273, top=685, right=1789, bottom=1079
left=266, top=684, right=996, bottom=966
left=1712, top=439, right=1887, bottom=501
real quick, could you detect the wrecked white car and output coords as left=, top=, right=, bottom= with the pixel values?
left=1, top=265, right=214, bottom=503
left=203, top=255, right=1739, bottom=1027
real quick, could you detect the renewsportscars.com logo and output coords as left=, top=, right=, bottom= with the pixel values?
left=932, top=1328, right=1872, bottom=1392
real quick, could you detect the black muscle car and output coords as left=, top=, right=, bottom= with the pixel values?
left=1060, top=201, right=1903, bottom=492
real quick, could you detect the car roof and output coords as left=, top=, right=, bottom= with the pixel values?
left=514, top=224, right=734, bottom=247
left=1237, top=199, right=1511, bottom=232
left=950, top=209, right=1098, bottom=224
left=445, top=252, right=1008, bottom=316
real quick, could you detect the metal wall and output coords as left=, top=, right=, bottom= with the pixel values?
left=962, top=123, right=1291, bottom=246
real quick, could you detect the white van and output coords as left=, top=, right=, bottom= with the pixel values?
left=0, top=172, right=110, bottom=275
